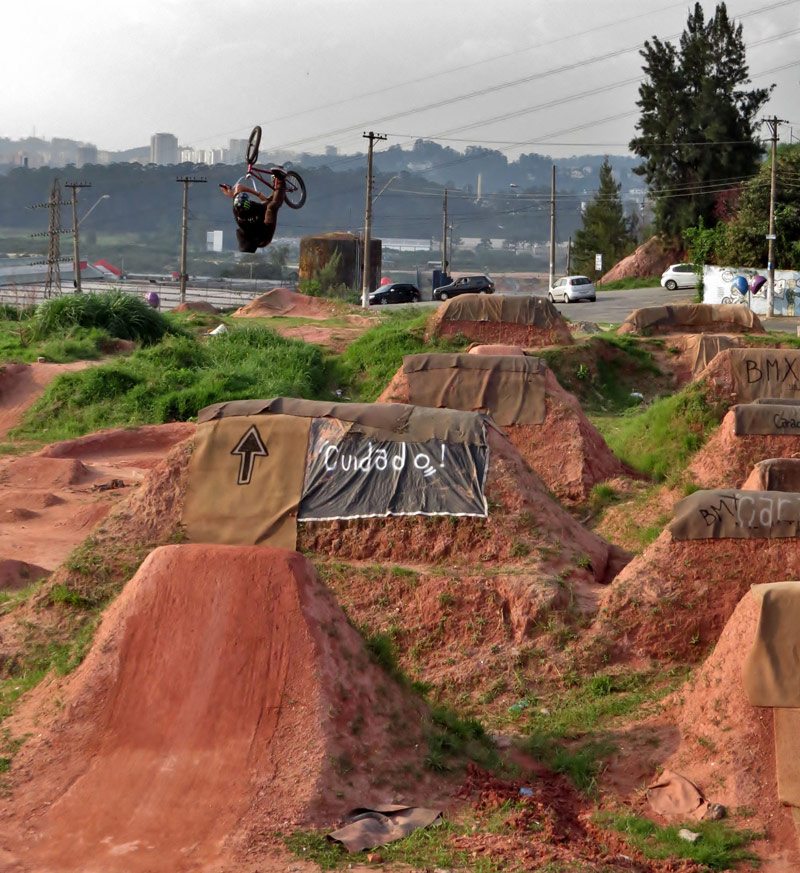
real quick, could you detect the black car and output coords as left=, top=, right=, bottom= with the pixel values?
left=368, top=282, right=422, bottom=305
left=432, top=274, right=495, bottom=301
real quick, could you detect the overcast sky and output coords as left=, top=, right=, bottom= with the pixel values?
left=3, top=0, right=798, bottom=159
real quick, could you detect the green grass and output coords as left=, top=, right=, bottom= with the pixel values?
left=539, top=335, right=667, bottom=414
left=599, top=382, right=728, bottom=481
left=335, top=309, right=466, bottom=401
left=597, top=276, right=662, bottom=291
left=28, top=291, right=177, bottom=346
left=0, top=320, right=116, bottom=364
left=519, top=669, right=689, bottom=793
left=595, top=812, right=761, bottom=870
left=12, top=327, right=331, bottom=443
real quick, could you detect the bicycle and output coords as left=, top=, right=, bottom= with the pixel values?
left=240, top=125, right=307, bottom=210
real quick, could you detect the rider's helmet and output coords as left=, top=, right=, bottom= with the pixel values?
left=233, top=192, right=253, bottom=211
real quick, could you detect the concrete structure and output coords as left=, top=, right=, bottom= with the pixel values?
left=150, top=133, right=179, bottom=166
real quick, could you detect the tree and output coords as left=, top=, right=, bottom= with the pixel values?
left=716, top=143, right=800, bottom=269
left=572, top=158, right=635, bottom=275
left=630, top=2, right=770, bottom=239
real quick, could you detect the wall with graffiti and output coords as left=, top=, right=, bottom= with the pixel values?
left=702, top=266, right=800, bottom=316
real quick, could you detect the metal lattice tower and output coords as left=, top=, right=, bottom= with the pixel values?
left=44, top=179, right=63, bottom=298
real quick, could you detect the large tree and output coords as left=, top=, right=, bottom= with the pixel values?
left=630, top=2, right=770, bottom=239
left=572, top=157, right=635, bottom=275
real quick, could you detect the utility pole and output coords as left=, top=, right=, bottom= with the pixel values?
left=361, top=131, right=387, bottom=309
left=761, top=116, right=787, bottom=317
left=176, top=176, right=207, bottom=304
left=548, top=165, right=556, bottom=291
left=65, top=181, right=91, bottom=292
left=441, top=188, right=449, bottom=277
left=566, top=235, right=572, bottom=274
left=29, top=179, right=71, bottom=298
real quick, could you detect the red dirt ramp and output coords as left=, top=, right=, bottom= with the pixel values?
left=3, top=544, right=429, bottom=872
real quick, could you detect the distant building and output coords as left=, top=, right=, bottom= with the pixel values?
left=206, top=230, right=223, bottom=253
left=150, top=133, right=179, bottom=165
left=77, top=145, right=98, bottom=167
left=227, top=139, right=248, bottom=164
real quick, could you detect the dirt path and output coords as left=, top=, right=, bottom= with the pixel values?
left=0, top=362, right=92, bottom=440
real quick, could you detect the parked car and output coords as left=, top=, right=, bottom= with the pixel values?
left=548, top=275, right=596, bottom=303
left=660, top=263, right=697, bottom=290
left=368, top=282, right=422, bottom=305
left=432, top=275, right=495, bottom=301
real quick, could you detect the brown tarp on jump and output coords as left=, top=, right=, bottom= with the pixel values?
left=727, top=349, right=800, bottom=402
left=328, top=806, right=442, bottom=853
left=744, top=459, right=800, bottom=492
left=682, top=334, right=740, bottom=376
left=734, top=403, right=800, bottom=435
left=742, top=582, right=800, bottom=814
left=402, top=354, right=546, bottom=425
left=618, top=304, right=763, bottom=335
left=198, top=397, right=487, bottom=444
left=434, top=294, right=561, bottom=326
left=183, top=414, right=312, bottom=549
left=743, top=581, right=800, bottom=708
left=669, top=489, right=800, bottom=540
left=184, top=399, right=491, bottom=547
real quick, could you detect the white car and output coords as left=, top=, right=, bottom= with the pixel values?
left=660, top=263, right=697, bottom=290
left=548, top=275, right=596, bottom=303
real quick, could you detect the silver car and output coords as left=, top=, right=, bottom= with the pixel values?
left=548, top=275, right=597, bottom=303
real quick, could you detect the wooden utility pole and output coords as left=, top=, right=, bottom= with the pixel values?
left=176, top=176, right=207, bottom=303
left=65, top=181, right=91, bottom=292
left=361, top=131, right=387, bottom=308
left=761, top=116, right=787, bottom=317
left=441, top=188, right=449, bottom=276
left=548, top=165, right=556, bottom=291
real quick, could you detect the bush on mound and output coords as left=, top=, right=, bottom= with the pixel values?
left=28, top=291, right=177, bottom=346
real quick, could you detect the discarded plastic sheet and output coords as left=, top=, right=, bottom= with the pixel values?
left=646, top=770, right=708, bottom=820
left=327, top=805, right=442, bottom=853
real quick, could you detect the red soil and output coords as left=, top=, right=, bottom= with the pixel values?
left=0, top=361, right=92, bottom=439
left=232, top=287, right=352, bottom=320
left=0, top=544, right=434, bottom=873
left=664, top=592, right=800, bottom=870
left=599, top=236, right=684, bottom=284
left=173, top=300, right=219, bottom=313
left=378, top=360, right=628, bottom=503
left=584, top=531, right=800, bottom=667
left=0, top=559, right=49, bottom=591
left=0, top=423, right=194, bottom=571
left=467, top=343, right=526, bottom=356
left=689, top=409, right=800, bottom=489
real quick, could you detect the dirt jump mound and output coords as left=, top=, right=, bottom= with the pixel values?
left=585, top=488, right=800, bottom=666
left=743, top=458, right=800, bottom=491
left=183, top=396, right=623, bottom=583
left=427, top=295, right=573, bottom=347
left=689, top=406, right=800, bottom=490
left=172, top=300, right=219, bottom=313
left=378, top=352, right=627, bottom=502
left=1, top=544, right=432, bottom=872
left=618, top=303, right=764, bottom=336
left=233, top=286, right=346, bottom=320
left=699, top=348, right=800, bottom=405
left=664, top=584, right=800, bottom=864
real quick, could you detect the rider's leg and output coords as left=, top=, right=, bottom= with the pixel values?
left=258, top=178, right=286, bottom=247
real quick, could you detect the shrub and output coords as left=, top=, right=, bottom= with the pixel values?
left=28, top=290, right=177, bottom=345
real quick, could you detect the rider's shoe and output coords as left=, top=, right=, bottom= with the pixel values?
left=269, top=166, right=287, bottom=180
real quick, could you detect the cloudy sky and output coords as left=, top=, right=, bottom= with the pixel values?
left=3, top=0, right=798, bottom=158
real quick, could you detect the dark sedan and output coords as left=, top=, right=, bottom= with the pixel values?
left=368, top=282, right=422, bottom=305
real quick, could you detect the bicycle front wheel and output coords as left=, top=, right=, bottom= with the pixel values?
left=284, top=171, right=307, bottom=209
left=246, top=126, right=262, bottom=165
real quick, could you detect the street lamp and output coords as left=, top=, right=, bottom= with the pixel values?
left=78, top=194, right=110, bottom=227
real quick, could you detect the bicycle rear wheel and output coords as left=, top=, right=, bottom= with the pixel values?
left=284, top=171, right=307, bottom=209
left=246, top=126, right=262, bottom=165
